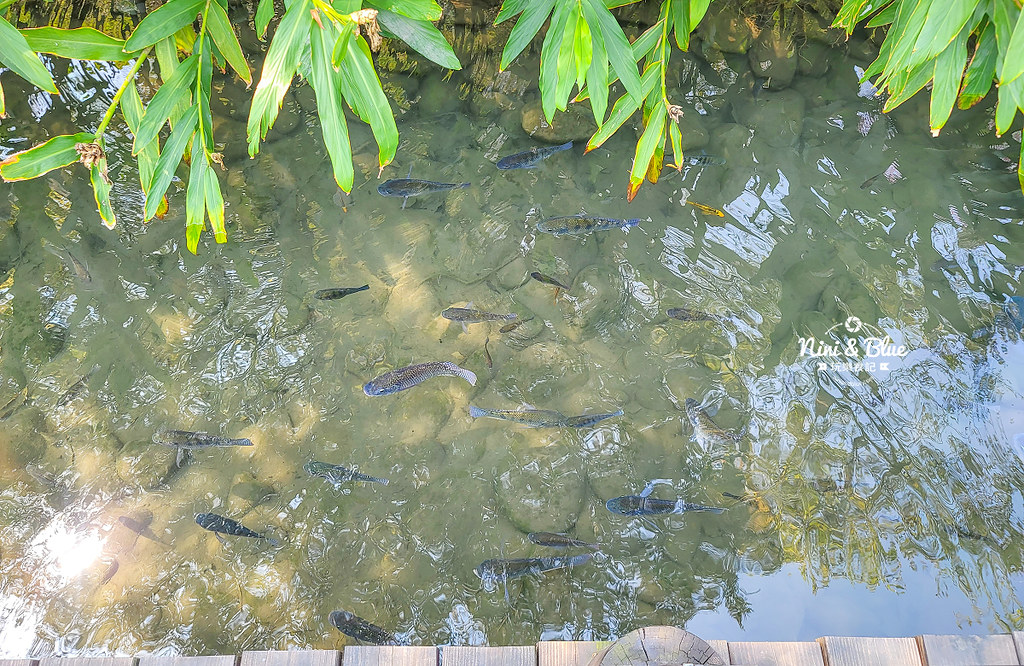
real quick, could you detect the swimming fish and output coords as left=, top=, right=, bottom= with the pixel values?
left=606, top=495, right=724, bottom=515
left=686, top=201, right=725, bottom=217
left=304, top=460, right=389, bottom=486
left=474, top=553, right=594, bottom=582
left=314, top=285, right=369, bottom=300
left=118, top=514, right=169, bottom=546
left=43, top=240, right=92, bottom=285
left=377, top=179, right=469, bottom=208
left=195, top=512, right=278, bottom=545
left=530, top=271, right=571, bottom=290
left=563, top=410, right=623, bottom=428
left=55, top=364, right=101, bottom=407
left=483, top=337, right=493, bottom=369
left=329, top=610, right=402, bottom=645
left=682, top=154, right=726, bottom=166
left=500, top=317, right=533, bottom=333
left=497, top=141, right=573, bottom=170
left=527, top=532, right=601, bottom=551
left=152, top=430, right=254, bottom=448
left=442, top=307, right=517, bottom=323
left=685, top=398, right=743, bottom=444
left=667, top=307, right=722, bottom=322
left=0, top=387, right=28, bottom=420
left=363, top=361, right=476, bottom=396
left=469, top=406, right=569, bottom=427
left=536, top=214, right=641, bottom=236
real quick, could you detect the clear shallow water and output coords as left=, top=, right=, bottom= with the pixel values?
left=2, top=20, right=1024, bottom=657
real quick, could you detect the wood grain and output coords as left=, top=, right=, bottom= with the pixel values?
left=0, top=661, right=38, bottom=666
left=138, top=657, right=238, bottom=666
left=343, top=646, right=437, bottom=666
left=38, top=659, right=135, bottom=666
left=728, top=641, right=825, bottom=666
left=441, top=647, right=535, bottom=666
left=240, top=651, right=339, bottom=666
left=537, top=641, right=610, bottom=666
left=916, top=634, right=1019, bottom=665
left=818, top=636, right=923, bottom=666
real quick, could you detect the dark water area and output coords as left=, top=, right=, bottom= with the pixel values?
left=1, top=5, right=1024, bottom=656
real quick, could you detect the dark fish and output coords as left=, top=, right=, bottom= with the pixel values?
left=99, top=557, right=119, bottom=585
left=469, top=406, right=568, bottom=427
left=442, top=307, right=517, bottom=323
left=314, top=285, right=369, bottom=300
left=682, top=154, right=726, bottom=166
left=474, top=553, right=594, bottom=582
left=195, top=512, right=278, bottom=545
left=377, top=178, right=469, bottom=199
left=118, top=514, right=169, bottom=546
left=497, top=141, right=573, bottom=170
left=43, top=240, right=92, bottom=285
left=605, top=495, right=725, bottom=516
left=500, top=317, right=532, bottom=333
left=0, top=388, right=28, bottom=420
left=528, top=532, right=601, bottom=551
left=304, top=460, right=389, bottom=486
left=152, top=430, right=253, bottom=448
left=685, top=398, right=743, bottom=444
left=55, top=364, right=101, bottom=408
left=363, top=361, right=476, bottom=396
left=483, top=337, right=493, bottom=369
left=564, top=410, right=623, bottom=428
left=536, top=214, right=641, bottom=236
left=667, top=307, right=722, bottom=323
left=329, top=610, right=402, bottom=645
left=530, top=271, right=571, bottom=290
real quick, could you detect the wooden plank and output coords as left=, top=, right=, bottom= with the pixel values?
left=537, top=642, right=610, bottom=666
left=241, top=652, right=338, bottom=666
left=0, top=661, right=37, bottom=666
left=38, top=659, right=135, bottom=666
left=728, top=641, right=825, bottom=666
left=441, top=647, right=535, bottom=666
left=344, top=646, right=437, bottom=666
left=818, top=636, right=923, bottom=666
left=139, top=658, right=238, bottom=666
left=707, top=640, right=729, bottom=664
left=1015, top=632, right=1024, bottom=664
left=916, top=634, right=1019, bottom=666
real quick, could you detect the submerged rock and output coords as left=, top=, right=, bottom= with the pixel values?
left=521, top=100, right=598, bottom=144
left=698, top=6, right=756, bottom=54
left=748, top=24, right=798, bottom=90
left=732, top=90, right=805, bottom=148
left=494, top=448, right=585, bottom=534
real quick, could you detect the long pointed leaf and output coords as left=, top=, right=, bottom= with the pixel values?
left=687, top=0, right=712, bottom=32
left=185, top=139, right=208, bottom=253
left=995, top=75, right=1023, bottom=135
left=311, top=24, right=354, bottom=191
left=125, top=0, right=205, bottom=51
left=959, top=21, right=997, bottom=109
left=339, top=35, right=398, bottom=171
left=499, top=0, right=555, bottom=71
left=0, top=132, right=94, bottom=181
left=255, top=0, right=274, bottom=39
left=587, top=0, right=642, bottom=106
left=496, top=0, right=532, bottom=24
left=585, top=63, right=658, bottom=151
left=539, top=0, right=572, bottom=121
left=1001, top=5, right=1024, bottom=85
left=930, top=24, right=969, bottom=134
left=574, top=10, right=592, bottom=90
left=133, top=53, right=198, bottom=155
left=89, top=156, right=115, bottom=229
left=120, top=82, right=158, bottom=194
left=911, top=0, right=977, bottom=64
left=21, top=27, right=136, bottom=61
left=204, top=167, right=226, bottom=243
left=672, top=0, right=689, bottom=49
left=584, top=6, right=609, bottom=125
left=145, top=105, right=199, bottom=220
left=555, top=8, right=580, bottom=110
left=0, top=17, right=58, bottom=94
left=372, top=8, right=461, bottom=69
left=628, top=104, right=666, bottom=201
left=668, top=119, right=682, bottom=170
left=206, top=0, right=251, bottom=84
left=366, top=0, right=441, bottom=21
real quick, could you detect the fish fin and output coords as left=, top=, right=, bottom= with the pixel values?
left=175, top=447, right=184, bottom=467
left=559, top=141, right=573, bottom=150
left=640, top=481, right=656, bottom=498
left=459, top=367, right=478, bottom=386
left=264, top=536, right=281, bottom=547
left=639, top=516, right=660, bottom=535
left=461, top=322, right=469, bottom=334
left=401, top=197, right=408, bottom=210
left=469, top=406, right=486, bottom=418
left=459, top=182, right=471, bottom=188
left=406, top=164, right=413, bottom=178
left=215, top=533, right=227, bottom=546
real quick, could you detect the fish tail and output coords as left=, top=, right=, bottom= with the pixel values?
left=469, top=405, right=488, bottom=418
left=611, top=409, right=624, bottom=417
left=228, top=438, right=254, bottom=447
left=569, top=552, right=594, bottom=566
left=263, top=536, right=281, bottom=547
left=455, top=366, right=477, bottom=386
left=558, top=141, right=573, bottom=151
left=458, top=182, right=471, bottom=189
left=625, top=219, right=642, bottom=227
left=356, top=284, right=370, bottom=293
left=360, top=474, right=390, bottom=485
left=696, top=505, right=726, bottom=514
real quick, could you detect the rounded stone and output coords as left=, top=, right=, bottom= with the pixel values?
left=732, top=90, right=805, bottom=148
left=698, top=6, right=755, bottom=54
left=674, top=111, right=709, bottom=151
left=521, top=100, right=598, bottom=143
left=748, top=25, right=798, bottom=89
left=229, top=477, right=277, bottom=514
left=797, top=40, right=833, bottom=78
left=493, top=447, right=585, bottom=534
left=116, top=439, right=181, bottom=490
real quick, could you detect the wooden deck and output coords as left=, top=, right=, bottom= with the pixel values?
left=6, top=633, right=1024, bottom=666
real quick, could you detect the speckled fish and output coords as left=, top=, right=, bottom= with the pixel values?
left=377, top=178, right=469, bottom=198
left=314, top=285, right=368, bottom=300
left=43, top=240, right=92, bottom=285
left=55, top=364, right=100, bottom=407
left=497, top=141, right=572, bottom=170
left=530, top=271, right=571, bottom=290
left=500, top=317, right=533, bottom=333
left=153, top=430, right=253, bottom=448
left=685, top=398, right=742, bottom=444
left=564, top=410, right=623, bottom=428
left=305, top=460, right=389, bottom=486
left=667, top=307, right=722, bottom=322
left=536, top=214, right=641, bottom=236
left=528, top=532, right=601, bottom=551
left=363, top=361, right=477, bottom=396
left=469, top=406, right=569, bottom=427
left=474, top=553, right=593, bottom=582
left=683, top=154, right=725, bottom=166
left=329, top=610, right=402, bottom=645
left=195, top=512, right=278, bottom=545
left=605, top=495, right=725, bottom=516
left=442, top=307, right=517, bottom=323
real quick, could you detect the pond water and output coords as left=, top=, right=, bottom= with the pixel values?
left=2, top=13, right=1024, bottom=657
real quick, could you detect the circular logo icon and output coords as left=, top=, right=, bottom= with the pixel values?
left=844, top=316, right=863, bottom=333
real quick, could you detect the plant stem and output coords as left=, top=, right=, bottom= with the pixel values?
left=95, top=46, right=152, bottom=139
left=659, top=10, right=670, bottom=113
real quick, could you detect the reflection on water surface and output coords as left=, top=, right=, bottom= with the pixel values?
left=1, top=16, right=1024, bottom=657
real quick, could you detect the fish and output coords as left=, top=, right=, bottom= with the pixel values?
left=304, top=460, right=389, bottom=486
left=563, top=410, right=623, bottom=428
left=500, top=317, right=532, bottom=333
left=195, top=512, right=278, bottom=545
left=605, top=495, right=725, bottom=516
left=483, top=337, right=493, bottom=369
left=0, top=387, right=28, bottom=420
left=682, top=154, right=726, bottom=166
left=474, top=553, right=594, bottom=582
left=118, top=514, right=169, bottom=546
left=314, top=285, right=369, bottom=300
left=687, top=201, right=725, bottom=217
left=530, top=271, right=571, bottom=290
left=152, top=430, right=254, bottom=448
left=441, top=307, right=517, bottom=323
left=497, top=141, right=573, bottom=170
left=685, top=398, right=743, bottom=444
left=55, top=364, right=101, bottom=407
left=377, top=179, right=469, bottom=208
left=860, top=161, right=903, bottom=190
left=528, top=532, right=601, bottom=551
left=469, top=406, right=569, bottom=427
left=363, top=361, right=476, bottom=396
left=99, top=557, right=119, bottom=585
left=536, top=214, right=641, bottom=236
left=667, top=307, right=722, bottom=322
left=329, top=610, right=402, bottom=645
left=43, top=240, right=93, bottom=285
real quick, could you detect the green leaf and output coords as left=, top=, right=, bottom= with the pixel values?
left=834, top=0, right=888, bottom=33
left=372, top=8, right=461, bottom=69
left=496, top=0, right=532, bottom=24
left=120, top=81, right=158, bottom=194
left=930, top=23, right=969, bottom=134
left=687, top=0, right=712, bottom=32
left=146, top=104, right=198, bottom=220
left=332, top=22, right=355, bottom=67
left=125, top=0, right=205, bottom=51
left=0, top=80, right=5, bottom=117
left=133, top=52, right=197, bottom=155
left=1000, top=4, right=1024, bottom=85
left=672, top=0, right=689, bottom=49
left=155, top=34, right=180, bottom=76
left=668, top=117, right=683, bottom=170
left=204, top=166, right=226, bottom=243
left=627, top=104, right=666, bottom=201
left=365, top=0, right=441, bottom=21
left=910, top=0, right=976, bottom=63
left=311, top=25, right=354, bottom=191
left=574, top=10, right=592, bottom=88
left=186, top=139, right=208, bottom=254
left=866, top=2, right=897, bottom=28
left=255, top=0, right=274, bottom=39
left=1018, top=139, right=1024, bottom=193
left=89, top=156, right=115, bottom=229
left=959, top=20, right=997, bottom=109
left=499, top=0, right=555, bottom=70
left=20, top=27, right=136, bottom=61
left=587, top=0, right=643, bottom=106
left=555, top=8, right=579, bottom=110
left=584, top=8, right=609, bottom=125
left=0, top=17, right=58, bottom=94
left=339, top=35, right=398, bottom=171
left=878, top=0, right=931, bottom=89
left=0, top=132, right=94, bottom=181
left=995, top=74, right=1023, bottom=135
left=585, top=62, right=658, bottom=151
left=246, top=0, right=313, bottom=156
left=206, top=0, right=251, bottom=84
left=883, top=59, right=934, bottom=111
left=539, top=0, right=572, bottom=120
